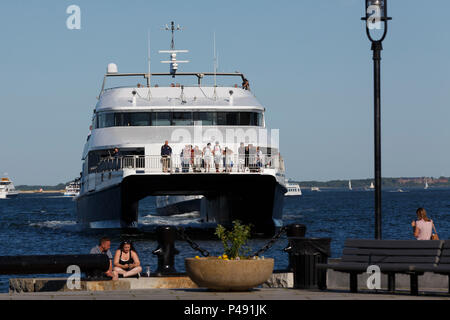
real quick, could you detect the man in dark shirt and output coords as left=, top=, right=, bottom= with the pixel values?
left=161, top=141, right=172, bottom=172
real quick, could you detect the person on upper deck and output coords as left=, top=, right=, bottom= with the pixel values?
left=242, top=78, right=250, bottom=90
left=161, top=141, right=172, bottom=173
left=113, top=240, right=142, bottom=278
left=411, top=207, right=439, bottom=240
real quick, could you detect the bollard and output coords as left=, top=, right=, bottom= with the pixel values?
left=152, top=226, right=180, bottom=276
left=286, top=224, right=306, bottom=238
left=284, top=224, right=307, bottom=271
left=287, top=237, right=331, bottom=290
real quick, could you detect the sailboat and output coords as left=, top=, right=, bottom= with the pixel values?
left=424, top=179, right=429, bottom=190
left=369, top=182, right=375, bottom=190
left=348, top=180, right=352, bottom=191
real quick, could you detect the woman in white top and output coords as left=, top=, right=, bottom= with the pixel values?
left=411, top=207, right=437, bottom=240
left=193, top=146, right=202, bottom=172
left=213, top=142, right=222, bottom=173
left=203, top=143, right=212, bottom=172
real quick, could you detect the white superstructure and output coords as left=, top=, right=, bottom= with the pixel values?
left=64, top=180, right=80, bottom=197
left=0, top=177, right=19, bottom=199
left=76, top=22, right=287, bottom=235
left=285, top=181, right=302, bottom=196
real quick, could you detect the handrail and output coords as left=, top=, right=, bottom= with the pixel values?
left=99, top=72, right=246, bottom=98
left=90, top=154, right=283, bottom=175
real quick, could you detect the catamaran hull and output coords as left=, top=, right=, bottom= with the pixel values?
left=76, top=174, right=286, bottom=235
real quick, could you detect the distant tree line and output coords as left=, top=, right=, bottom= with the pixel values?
left=16, top=183, right=66, bottom=191
left=292, top=177, right=450, bottom=189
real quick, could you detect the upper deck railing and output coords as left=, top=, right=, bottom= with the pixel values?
left=99, top=72, right=247, bottom=98
left=91, top=154, right=284, bottom=175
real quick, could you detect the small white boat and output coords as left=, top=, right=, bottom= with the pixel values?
left=311, top=187, right=320, bottom=192
left=285, top=182, right=302, bottom=196
left=348, top=180, right=352, bottom=191
left=424, top=179, right=429, bottom=190
left=369, top=182, right=375, bottom=189
left=0, top=177, right=19, bottom=199
left=64, top=180, right=80, bottom=197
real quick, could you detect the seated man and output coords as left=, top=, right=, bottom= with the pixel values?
left=90, top=237, right=118, bottom=280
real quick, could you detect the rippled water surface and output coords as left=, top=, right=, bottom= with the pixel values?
left=0, top=188, right=449, bottom=292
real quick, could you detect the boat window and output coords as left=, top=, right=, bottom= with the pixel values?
left=129, top=113, right=151, bottom=126
left=96, top=111, right=263, bottom=128
left=172, top=112, right=193, bottom=126
left=98, top=113, right=114, bottom=128
left=193, top=112, right=215, bottom=125
left=216, top=112, right=239, bottom=126
left=152, top=112, right=171, bottom=126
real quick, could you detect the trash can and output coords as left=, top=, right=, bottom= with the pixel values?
left=287, top=237, right=331, bottom=290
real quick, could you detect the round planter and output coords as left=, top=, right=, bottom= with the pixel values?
left=185, top=257, right=274, bottom=291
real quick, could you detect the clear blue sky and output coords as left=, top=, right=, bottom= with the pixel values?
left=1, top=0, right=449, bottom=185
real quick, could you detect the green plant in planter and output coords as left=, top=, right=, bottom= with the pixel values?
left=215, top=220, right=252, bottom=260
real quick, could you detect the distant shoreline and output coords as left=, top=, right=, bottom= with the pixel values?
left=18, top=190, right=64, bottom=194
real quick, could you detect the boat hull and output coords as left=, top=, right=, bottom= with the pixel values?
left=76, top=173, right=286, bottom=235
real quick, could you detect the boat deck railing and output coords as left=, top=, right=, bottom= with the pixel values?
left=91, top=154, right=285, bottom=175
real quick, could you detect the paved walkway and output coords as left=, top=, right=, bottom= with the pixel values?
left=1, top=288, right=450, bottom=300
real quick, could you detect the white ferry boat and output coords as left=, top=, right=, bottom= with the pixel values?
left=0, top=177, right=19, bottom=199
left=64, top=179, right=80, bottom=197
left=285, top=181, right=302, bottom=196
left=75, top=22, right=287, bottom=235
left=311, top=187, right=320, bottom=192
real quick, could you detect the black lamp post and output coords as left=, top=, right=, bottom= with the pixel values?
left=362, top=0, right=391, bottom=240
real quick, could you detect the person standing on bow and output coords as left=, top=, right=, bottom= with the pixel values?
left=161, top=140, right=172, bottom=173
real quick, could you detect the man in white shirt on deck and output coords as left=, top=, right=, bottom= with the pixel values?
left=213, top=141, right=222, bottom=173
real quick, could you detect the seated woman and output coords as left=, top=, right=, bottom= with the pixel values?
left=113, top=240, right=142, bottom=278
left=411, top=207, right=438, bottom=240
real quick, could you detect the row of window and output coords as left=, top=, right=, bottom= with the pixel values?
left=95, top=112, right=264, bottom=128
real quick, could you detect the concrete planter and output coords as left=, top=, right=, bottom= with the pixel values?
left=185, top=257, right=274, bottom=291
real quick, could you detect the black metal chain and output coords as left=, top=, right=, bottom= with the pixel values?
left=251, top=226, right=287, bottom=257
left=176, top=227, right=210, bottom=257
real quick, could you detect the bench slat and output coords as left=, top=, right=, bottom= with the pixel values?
left=345, top=239, right=442, bottom=249
left=343, top=248, right=439, bottom=256
left=342, top=255, right=438, bottom=264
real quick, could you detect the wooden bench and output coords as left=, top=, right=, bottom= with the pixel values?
left=414, top=240, right=450, bottom=293
left=317, top=239, right=443, bottom=295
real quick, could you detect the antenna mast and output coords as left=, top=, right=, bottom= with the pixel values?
left=213, top=32, right=218, bottom=100
left=147, top=29, right=151, bottom=88
left=159, top=21, right=189, bottom=77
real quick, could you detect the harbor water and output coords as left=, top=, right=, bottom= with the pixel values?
left=0, top=188, right=449, bottom=292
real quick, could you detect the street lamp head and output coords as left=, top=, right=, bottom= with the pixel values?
left=362, top=0, right=392, bottom=43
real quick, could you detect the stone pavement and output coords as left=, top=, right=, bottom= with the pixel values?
left=1, top=288, right=450, bottom=300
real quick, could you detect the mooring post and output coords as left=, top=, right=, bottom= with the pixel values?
left=284, top=224, right=307, bottom=271
left=152, top=226, right=180, bottom=276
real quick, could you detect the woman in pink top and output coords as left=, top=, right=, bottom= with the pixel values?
left=411, top=208, right=436, bottom=240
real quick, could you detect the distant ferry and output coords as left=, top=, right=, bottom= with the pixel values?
left=64, top=180, right=80, bottom=197
left=311, top=187, right=320, bottom=192
left=0, top=177, right=19, bottom=199
left=285, top=182, right=302, bottom=196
